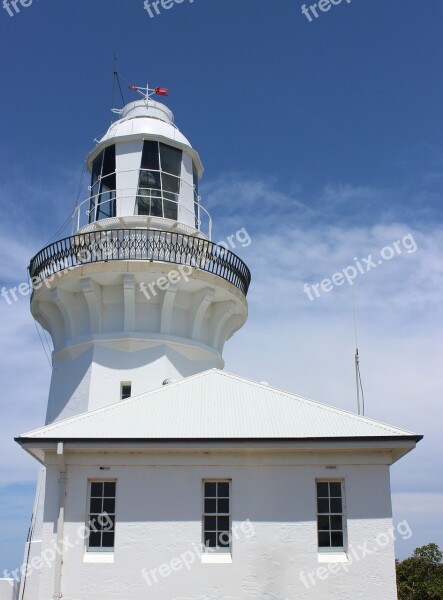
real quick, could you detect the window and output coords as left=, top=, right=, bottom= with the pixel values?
left=203, top=480, right=231, bottom=551
left=137, top=141, right=182, bottom=220
left=121, top=383, right=131, bottom=400
left=317, top=481, right=345, bottom=549
left=87, top=481, right=116, bottom=551
left=88, top=145, right=116, bottom=223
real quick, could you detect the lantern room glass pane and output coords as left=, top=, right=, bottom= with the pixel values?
left=102, top=145, right=116, bottom=177
left=91, top=153, right=103, bottom=186
left=161, top=173, right=180, bottom=195
left=160, top=143, right=182, bottom=176
left=163, top=200, right=178, bottom=221
left=141, top=141, right=160, bottom=171
left=139, top=170, right=161, bottom=190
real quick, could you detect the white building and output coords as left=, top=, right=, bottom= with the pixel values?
left=4, top=85, right=421, bottom=600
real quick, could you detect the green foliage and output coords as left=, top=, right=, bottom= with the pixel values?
left=396, top=543, right=443, bottom=600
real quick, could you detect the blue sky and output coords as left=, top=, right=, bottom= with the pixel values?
left=0, top=0, right=442, bottom=574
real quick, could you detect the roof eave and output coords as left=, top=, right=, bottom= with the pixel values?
left=15, top=435, right=423, bottom=454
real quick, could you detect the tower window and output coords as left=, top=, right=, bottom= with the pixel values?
left=87, top=481, right=116, bottom=551
left=203, top=480, right=231, bottom=551
left=317, top=481, right=345, bottom=549
left=121, top=383, right=132, bottom=400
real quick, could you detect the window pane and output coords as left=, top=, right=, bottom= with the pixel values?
left=162, top=173, right=180, bottom=194
left=90, top=181, right=100, bottom=199
left=217, top=516, right=230, bottom=530
left=89, top=515, right=101, bottom=530
left=331, top=531, right=344, bottom=547
left=96, top=190, right=116, bottom=220
left=160, top=143, right=182, bottom=175
left=217, top=482, right=229, bottom=497
left=205, top=483, right=217, bottom=497
left=90, top=482, right=103, bottom=497
left=204, top=516, right=217, bottom=531
left=100, top=173, right=116, bottom=198
left=102, top=145, right=116, bottom=177
left=218, top=533, right=231, bottom=547
left=330, top=482, right=342, bottom=497
left=318, top=532, right=330, bottom=548
left=163, top=200, right=178, bottom=221
left=318, top=516, right=330, bottom=531
left=204, top=499, right=217, bottom=513
left=317, top=498, right=329, bottom=514
left=121, top=385, right=131, bottom=400
left=204, top=532, right=217, bottom=548
left=217, top=499, right=229, bottom=513
left=88, top=531, right=101, bottom=548
left=141, top=141, right=160, bottom=171
left=151, top=197, right=163, bottom=217
left=317, top=482, right=329, bottom=497
left=91, top=152, right=103, bottom=186
left=139, top=170, right=161, bottom=189
left=104, top=482, right=116, bottom=497
left=90, top=498, right=102, bottom=513
left=101, top=532, right=115, bottom=548
left=101, top=515, right=115, bottom=531
left=330, top=498, right=342, bottom=513
left=330, top=515, right=343, bottom=531
left=102, top=498, right=115, bottom=514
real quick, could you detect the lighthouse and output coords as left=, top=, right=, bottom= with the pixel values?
left=11, top=84, right=421, bottom=600
left=28, top=85, right=250, bottom=424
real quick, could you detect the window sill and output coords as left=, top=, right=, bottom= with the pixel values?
left=84, top=552, right=115, bottom=563
left=201, top=553, right=232, bottom=564
left=318, top=551, right=348, bottom=563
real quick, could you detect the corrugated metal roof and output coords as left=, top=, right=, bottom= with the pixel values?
left=18, top=369, right=418, bottom=441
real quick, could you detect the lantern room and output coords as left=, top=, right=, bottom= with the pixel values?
left=73, top=96, right=209, bottom=237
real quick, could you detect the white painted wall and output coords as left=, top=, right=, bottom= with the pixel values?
left=115, top=141, right=143, bottom=217
left=179, top=152, right=196, bottom=229
left=28, top=450, right=399, bottom=600
left=46, top=342, right=222, bottom=422
left=0, top=580, right=19, bottom=600
left=34, top=263, right=246, bottom=423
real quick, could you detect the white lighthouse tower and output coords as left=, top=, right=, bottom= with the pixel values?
left=29, top=85, right=250, bottom=423
left=10, top=83, right=421, bottom=600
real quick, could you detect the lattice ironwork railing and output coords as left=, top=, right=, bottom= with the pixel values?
left=29, top=229, right=251, bottom=296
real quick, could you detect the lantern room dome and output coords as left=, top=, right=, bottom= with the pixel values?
left=90, top=99, right=202, bottom=174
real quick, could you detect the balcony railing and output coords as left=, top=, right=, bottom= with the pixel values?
left=29, top=229, right=251, bottom=296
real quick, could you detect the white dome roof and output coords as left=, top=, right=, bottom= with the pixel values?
left=87, top=99, right=203, bottom=175
left=100, top=99, right=192, bottom=148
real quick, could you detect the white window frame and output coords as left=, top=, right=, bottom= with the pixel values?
left=86, top=479, right=117, bottom=553
left=316, top=479, right=347, bottom=553
left=202, top=479, right=232, bottom=554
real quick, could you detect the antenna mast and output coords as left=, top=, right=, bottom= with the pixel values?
left=353, top=287, right=365, bottom=415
